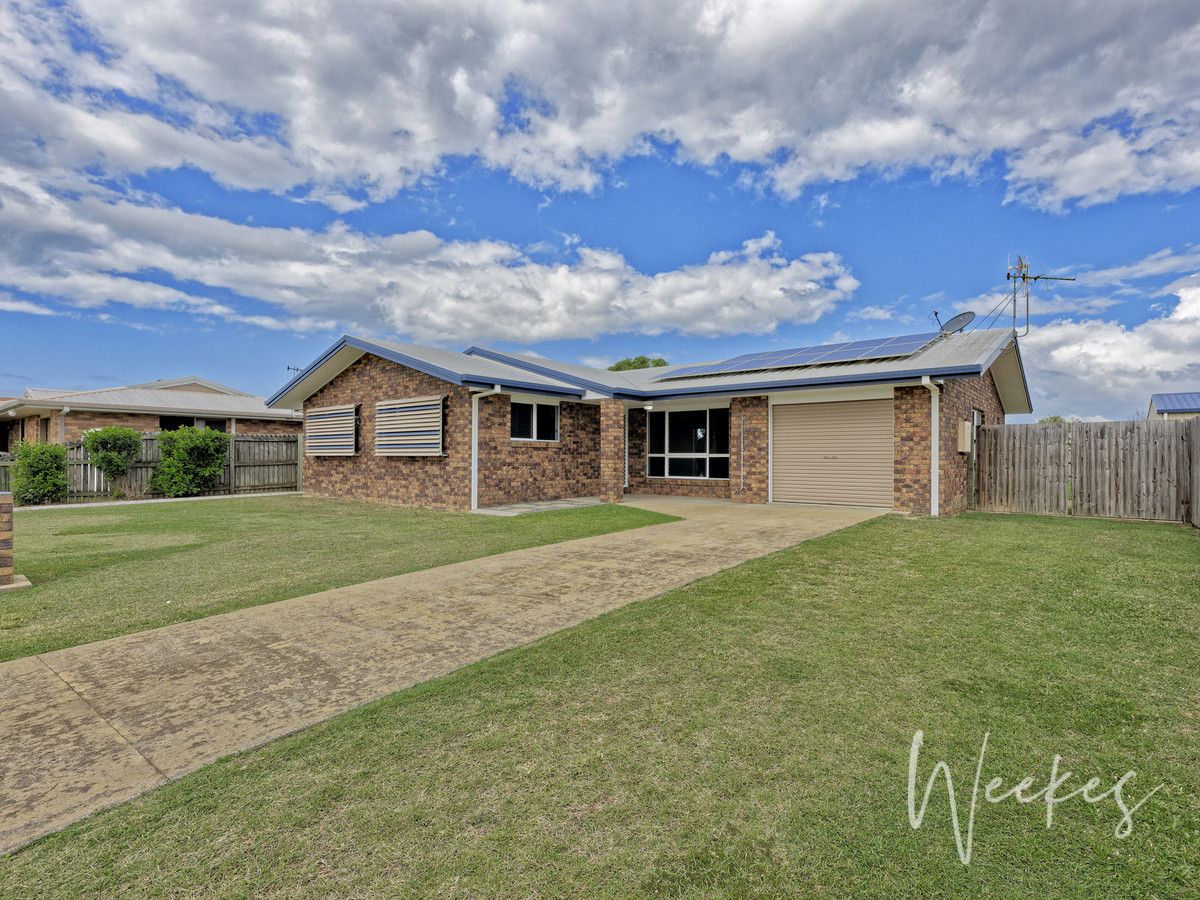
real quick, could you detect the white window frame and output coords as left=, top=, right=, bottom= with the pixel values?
left=510, top=399, right=560, bottom=442
left=647, top=407, right=730, bottom=480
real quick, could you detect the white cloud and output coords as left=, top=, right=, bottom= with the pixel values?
left=0, top=294, right=58, bottom=316
left=1023, top=285, right=1200, bottom=419
left=0, top=171, right=857, bottom=341
left=1, top=1, right=1198, bottom=208
left=847, top=305, right=896, bottom=321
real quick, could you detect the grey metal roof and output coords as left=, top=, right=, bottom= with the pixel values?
left=0, top=379, right=298, bottom=420
left=267, top=335, right=586, bottom=409
left=270, top=328, right=1032, bottom=415
left=1151, top=391, right=1200, bottom=413
left=639, top=328, right=1013, bottom=390
left=469, top=328, right=1022, bottom=396
left=367, top=339, right=580, bottom=392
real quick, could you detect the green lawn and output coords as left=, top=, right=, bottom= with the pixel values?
left=0, top=496, right=673, bottom=661
left=2, top=513, right=1198, bottom=897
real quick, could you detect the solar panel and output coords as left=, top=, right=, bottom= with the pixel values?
left=663, top=331, right=942, bottom=379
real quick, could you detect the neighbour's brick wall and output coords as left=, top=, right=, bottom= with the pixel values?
left=729, top=396, right=769, bottom=503
left=894, top=372, right=1004, bottom=516
left=625, top=408, right=733, bottom=499
left=476, top=397, right=602, bottom=507
left=303, top=354, right=473, bottom=510
left=231, top=417, right=302, bottom=435
left=62, top=411, right=160, bottom=442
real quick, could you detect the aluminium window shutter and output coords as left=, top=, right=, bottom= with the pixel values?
left=375, top=395, right=446, bottom=456
left=305, top=403, right=357, bottom=455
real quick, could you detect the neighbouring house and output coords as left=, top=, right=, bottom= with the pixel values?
left=0, top=377, right=301, bottom=450
left=1148, top=392, right=1200, bottom=421
left=268, top=328, right=1030, bottom=516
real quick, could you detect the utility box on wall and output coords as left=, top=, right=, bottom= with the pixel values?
left=957, top=420, right=973, bottom=454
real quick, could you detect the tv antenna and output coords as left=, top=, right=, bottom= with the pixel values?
left=286, top=365, right=303, bottom=375
left=1006, top=256, right=1075, bottom=336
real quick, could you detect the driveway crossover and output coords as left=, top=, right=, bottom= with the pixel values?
left=0, top=497, right=882, bottom=854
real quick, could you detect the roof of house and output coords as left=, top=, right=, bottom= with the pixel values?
left=269, top=328, right=1032, bottom=414
left=0, top=377, right=299, bottom=421
left=1150, top=391, right=1200, bottom=414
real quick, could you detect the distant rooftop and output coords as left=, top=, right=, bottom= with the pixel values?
left=1151, top=391, right=1200, bottom=414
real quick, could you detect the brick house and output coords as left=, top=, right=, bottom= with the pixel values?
left=0, top=377, right=300, bottom=451
left=268, top=329, right=1031, bottom=516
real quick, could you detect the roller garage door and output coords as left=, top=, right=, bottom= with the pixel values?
left=771, top=398, right=894, bottom=507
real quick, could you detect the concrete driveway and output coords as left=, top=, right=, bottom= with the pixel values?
left=0, top=496, right=884, bottom=854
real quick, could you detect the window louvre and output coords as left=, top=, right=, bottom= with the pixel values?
left=375, top=396, right=445, bottom=456
left=305, top=403, right=358, bottom=455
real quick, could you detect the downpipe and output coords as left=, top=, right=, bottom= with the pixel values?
left=922, top=376, right=940, bottom=517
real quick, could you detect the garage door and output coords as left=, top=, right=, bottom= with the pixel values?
left=772, top=399, right=894, bottom=507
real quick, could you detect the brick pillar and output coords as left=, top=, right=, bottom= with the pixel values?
left=730, top=396, right=770, bottom=503
left=598, top=399, right=625, bottom=503
left=0, top=492, right=14, bottom=586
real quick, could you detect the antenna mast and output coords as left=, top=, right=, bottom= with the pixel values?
left=1005, top=256, right=1076, bottom=336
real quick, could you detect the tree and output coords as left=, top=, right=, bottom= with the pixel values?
left=151, top=426, right=230, bottom=498
left=11, top=442, right=68, bottom=505
left=608, top=355, right=668, bottom=371
left=1038, top=415, right=1067, bottom=424
left=83, top=426, right=143, bottom=496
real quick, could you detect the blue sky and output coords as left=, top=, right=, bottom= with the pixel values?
left=2, top=1, right=1199, bottom=419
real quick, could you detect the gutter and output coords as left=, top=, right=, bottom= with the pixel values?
left=922, top=376, right=940, bottom=517
left=470, top=385, right=502, bottom=511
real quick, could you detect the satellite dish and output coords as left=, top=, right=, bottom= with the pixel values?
left=940, top=311, right=976, bottom=333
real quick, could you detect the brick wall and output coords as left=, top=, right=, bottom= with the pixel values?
left=232, top=417, right=302, bottom=435
left=625, top=408, right=733, bottom=499
left=938, top=371, right=1004, bottom=515
left=729, top=396, right=769, bottom=503
left=894, top=371, right=1004, bottom=515
left=303, top=354, right=473, bottom=510
left=476, top=397, right=602, bottom=507
left=62, top=411, right=160, bottom=442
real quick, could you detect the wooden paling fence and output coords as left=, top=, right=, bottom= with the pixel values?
left=976, top=419, right=1198, bottom=524
left=66, top=434, right=299, bottom=500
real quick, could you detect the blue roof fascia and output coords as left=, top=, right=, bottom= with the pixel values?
left=609, top=364, right=986, bottom=400
left=466, top=346, right=618, bottom=396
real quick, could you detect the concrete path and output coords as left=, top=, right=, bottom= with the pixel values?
left=475, top=496, right=603, bottom=516
left=0, top=497, right=884, bottom=854
left=14, top=491, right=300, bottom=512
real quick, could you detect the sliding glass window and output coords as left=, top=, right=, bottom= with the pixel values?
left=646, top=408, right=730, bottom=479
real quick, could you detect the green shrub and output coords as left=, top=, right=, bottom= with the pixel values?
left=11, top=442, right=68, bottom=505
left=150, top=427, right=230, bottom=498
left=83, top=426, right=143, bottom=494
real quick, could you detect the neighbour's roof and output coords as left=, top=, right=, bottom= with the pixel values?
left=270, top=327, right=1032, bottom=415
left=1150, top=391, right=1200, bottom=414
left=0, top=376, right=298, bottom=421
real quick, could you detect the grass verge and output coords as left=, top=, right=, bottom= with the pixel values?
left=0, top=496, right=673, bottom=661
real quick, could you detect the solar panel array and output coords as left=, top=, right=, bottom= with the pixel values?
left=664, top=331, right=942, bottom=379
